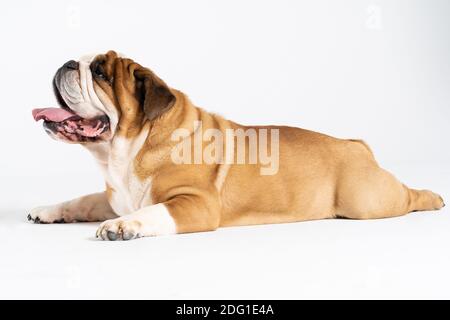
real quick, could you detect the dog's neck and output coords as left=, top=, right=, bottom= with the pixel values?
left=83, top=124, right=150, bottom=167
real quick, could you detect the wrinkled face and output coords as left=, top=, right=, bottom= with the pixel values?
left=32, top=50, right=175, bottom=144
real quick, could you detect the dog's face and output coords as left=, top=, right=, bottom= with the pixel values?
left=32, top=50, right=176, bottom=144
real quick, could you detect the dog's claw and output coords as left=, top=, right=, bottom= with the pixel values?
left=27, top=213, right=41, bottom=223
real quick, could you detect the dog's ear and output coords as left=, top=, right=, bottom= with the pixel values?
left=134, top=67, right=176, bottom=121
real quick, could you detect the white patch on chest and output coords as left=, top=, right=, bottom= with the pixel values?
left=90, top=129, right=153, bottom=216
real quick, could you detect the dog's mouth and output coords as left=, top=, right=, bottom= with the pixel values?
left=32, top=107, right=110, bottom=143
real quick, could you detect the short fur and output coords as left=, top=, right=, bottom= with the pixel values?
left=29, top=51, right=445, bottom=240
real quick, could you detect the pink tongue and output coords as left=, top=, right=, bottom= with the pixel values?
left=32, top=108, right=77, bottom=122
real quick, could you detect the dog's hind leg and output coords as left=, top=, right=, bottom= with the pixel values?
left=335, top=164, right=444, bottom=220
left=333, top=138, right=444, bottom=220
left=406, top=188, right=445, bottom=213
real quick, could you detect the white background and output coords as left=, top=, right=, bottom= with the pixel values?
left=0, top=0, right=449, bottom=299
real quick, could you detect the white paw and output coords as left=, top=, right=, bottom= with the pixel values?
left=96, top=217, right=143, bottom=241
left=27, top=205, right=64, bottom=224
left=95, top=204, right=176, bottom=241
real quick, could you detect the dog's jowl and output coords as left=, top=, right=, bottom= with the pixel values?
left=30, top=50, right=445, bottom=240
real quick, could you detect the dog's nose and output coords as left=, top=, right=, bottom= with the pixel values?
left=62, top=60, right=79, bottom=70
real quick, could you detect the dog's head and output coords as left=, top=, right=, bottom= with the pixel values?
left=32, top=50, right=176, bottom=144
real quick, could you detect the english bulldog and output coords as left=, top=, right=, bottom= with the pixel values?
left=29, top=50, right=445, bottom=240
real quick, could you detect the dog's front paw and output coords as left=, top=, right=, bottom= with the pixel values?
left=27, top=205, right=65, bottom=224
left=96, top=218, right=142, bottom=241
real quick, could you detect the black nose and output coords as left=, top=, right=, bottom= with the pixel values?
left=62, top=60, right=79, bottom=70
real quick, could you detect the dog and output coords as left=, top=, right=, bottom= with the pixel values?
left=30, top=50, right=445, bottom=240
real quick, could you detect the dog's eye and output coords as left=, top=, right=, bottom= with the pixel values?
left=92, top=63, right=107, bottom=80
